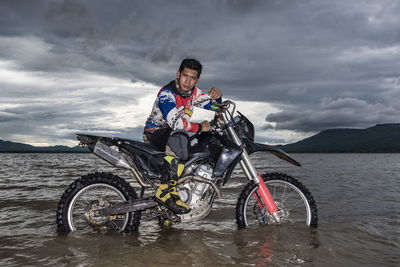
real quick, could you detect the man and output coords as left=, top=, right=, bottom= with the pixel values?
left=143, top=58, right=222, bottom=214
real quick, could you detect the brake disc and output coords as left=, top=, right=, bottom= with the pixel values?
left=253, top=201, right=290, bottom=224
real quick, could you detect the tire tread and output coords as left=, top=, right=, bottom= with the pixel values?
left=236, top=172, right=318, bottom=229
left=56, top=172, right=141, bottom=232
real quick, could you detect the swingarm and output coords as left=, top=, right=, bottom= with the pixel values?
left=98, top=198, right=157, bottom=216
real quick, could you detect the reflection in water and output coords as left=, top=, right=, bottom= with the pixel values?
left=0, top=153, right=399, bottom=266
left=230, top=225, right=321, bottom=266
left=257, top=241, right=274, bottom=265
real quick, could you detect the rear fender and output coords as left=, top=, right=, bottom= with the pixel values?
left=76, top=134, right=116, bottom=151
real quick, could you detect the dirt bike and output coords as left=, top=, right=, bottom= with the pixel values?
left=56, top=100, right=318, bottom=232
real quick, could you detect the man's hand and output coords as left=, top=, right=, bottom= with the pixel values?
left=208, top=87, right=222, bottom=100
left=200, top=121, right=211, bottom=132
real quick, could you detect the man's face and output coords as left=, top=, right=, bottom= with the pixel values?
left=177, top=67, right=200, bottom=92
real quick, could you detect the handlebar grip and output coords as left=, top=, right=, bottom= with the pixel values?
left=211, top=99, right=231, bottom=110
left=211, top=103, right=220, bottom=110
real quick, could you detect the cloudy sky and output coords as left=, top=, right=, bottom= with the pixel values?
left=1, top=0, right=399, bottom=146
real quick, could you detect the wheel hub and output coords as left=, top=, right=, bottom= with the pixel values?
left=84, top=199, right=110, bottom=226
left=253, top=201, right=290, bottom=224
left=275, top=201, right=290, bottom=222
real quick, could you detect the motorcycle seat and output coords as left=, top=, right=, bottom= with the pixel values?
left=116, top=138, right=165, bottom=156
left=116, top=138, right=165, bottom=179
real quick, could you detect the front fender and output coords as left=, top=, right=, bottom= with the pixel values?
left=246, top=142, right=301, bottom=167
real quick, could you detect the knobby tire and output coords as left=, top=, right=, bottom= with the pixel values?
left=56, top=172, right=141, bottom=232
left=236, top=172, right=318, bottom=229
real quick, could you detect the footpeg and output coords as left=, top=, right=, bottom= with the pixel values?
left=159, top=207, right=181, bottom=223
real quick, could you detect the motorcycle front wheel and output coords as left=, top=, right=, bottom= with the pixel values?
left=236, top=173, right=318, bottom=229
left=56, top=172, right=140, bottom=232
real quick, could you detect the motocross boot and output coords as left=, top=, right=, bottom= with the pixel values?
left=154, top=156, right=190, bottom=214
left=155, top=180, right=190, bottom=214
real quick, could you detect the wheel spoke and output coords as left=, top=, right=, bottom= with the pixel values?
left=272, top=184, right=277, bottom=199
left=285, top=198, right=304, bottom=212
left=78, top=195, right=92, bottom=205
left=282, top=184, right=287, bottom=202
left=281, top=190, right=296, bottom=205
left=79, top=224, right=92, bottom=231
left=109, top=218, right=123, bottom=231
left=74, top=201, right=89, bottom=209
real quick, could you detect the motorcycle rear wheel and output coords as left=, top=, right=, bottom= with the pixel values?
left=56, top=172, right=140, bottom=232
left=236, top=173, right=318, bottom=229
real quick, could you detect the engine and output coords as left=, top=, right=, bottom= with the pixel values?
left=177, top=163, right=216, bottom=222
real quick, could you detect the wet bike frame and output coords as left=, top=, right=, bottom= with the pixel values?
left=57, top=99, right=317, bottom=232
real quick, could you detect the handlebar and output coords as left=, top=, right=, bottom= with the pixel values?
left=212, top=99, right=236, bottom=117
left=211, top=99, right=233, bottom=110
left=208, top=99, right=237, bottom=133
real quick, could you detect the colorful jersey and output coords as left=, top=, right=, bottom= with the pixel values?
left=144, top=80, right=214, bottom=133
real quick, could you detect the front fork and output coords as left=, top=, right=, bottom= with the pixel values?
left=240, top=153, right=280, bottom=223
left=225, top=124, right=280, bottom=222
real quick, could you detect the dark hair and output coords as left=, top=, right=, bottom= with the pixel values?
left=179, top=58, right=202, bottom=78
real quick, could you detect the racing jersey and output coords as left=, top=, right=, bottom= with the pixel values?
left=144, top=80, right=215, bottom=133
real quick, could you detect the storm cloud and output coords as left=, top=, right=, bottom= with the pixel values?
left=0, top=0, right=399, bottom=145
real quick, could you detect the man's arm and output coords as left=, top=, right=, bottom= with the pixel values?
left=158, top=89, right=202, bottom=133
left=192, top=87, right=222, bottom=110
left=193, top=87, right=222, bottom=132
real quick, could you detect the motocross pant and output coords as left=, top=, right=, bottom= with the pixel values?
left=143, top=128, right=190, bottom=183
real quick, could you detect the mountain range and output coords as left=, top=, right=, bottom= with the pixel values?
left=0, top=123, right=399, bottom=153
left=279, top=123, right=400, bottom=153
left=0, top=140, right=89, bottom=153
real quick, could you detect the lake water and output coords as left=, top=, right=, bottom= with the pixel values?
left=0, top=153, right=399, bottom=266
